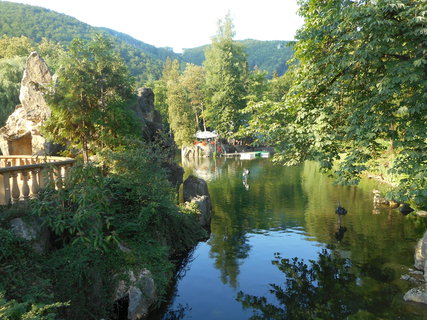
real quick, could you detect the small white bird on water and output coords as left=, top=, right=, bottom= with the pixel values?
left=242, top=169, right=250, bottom=177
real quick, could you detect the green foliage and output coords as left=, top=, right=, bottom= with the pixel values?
left=31, top=164, right=119, bottom=251
left=182, top=40, right=295, bottom=78
left=102, top=142, right=207, bottom=253
left=0, top=292, right=67, bottom=320
left=45, top=244, right=118, bottom=319
left=241, top=40, right=295, bottom=77
left=0, top=56, right=25, bottom=126
left=43, top=35, right=136, bottom=163
left=160, top=59, right=206, bottom=147
left=0, top=228, right=68, bottom=319
left=21, top=142, right=206, bottom=318
left=204, top=14, right=248, bottom=138
left=245, top=0, right=427, bottom=205
left=0, top=35, right=33, bottom=59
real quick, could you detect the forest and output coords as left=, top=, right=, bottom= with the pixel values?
left=0, top=0, right=426, bottom=319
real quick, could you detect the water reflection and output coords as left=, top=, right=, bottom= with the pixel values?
left=158, top=157, right=426, bottom=320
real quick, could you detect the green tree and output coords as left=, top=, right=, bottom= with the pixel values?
left=204, top=14, right=248, bottom=138
left=162, top=59, right=200, bottom=147
left=167, top=80, right=196, bottom=147
left=43, top=35, right=135, bottom=162
left=0, top=56, right=25, bottom=125
left=180, top=63, right=206, bottom=131
left=250, top=0, right=427, bottom=205
left=36, top=37, right=66, bottom=73
left=0, top=35, right=33, bottom=59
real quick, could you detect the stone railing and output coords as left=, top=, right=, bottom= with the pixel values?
left=0, top=156, right=76, bottom=205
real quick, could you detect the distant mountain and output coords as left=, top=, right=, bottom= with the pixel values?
left=181, top=39, right=295, bottom=77
left=0, top=1, right=294, bottom=82
left=0, top=1, right=180, bottom=83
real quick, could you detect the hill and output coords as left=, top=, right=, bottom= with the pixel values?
left=0, top=1, right=294, bottom=82
left=0, top=1, right=181, bottom=83
left=181, top=39, right=295, bottom=77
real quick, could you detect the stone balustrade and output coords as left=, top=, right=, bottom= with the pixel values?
left=0, top=156, right=76, bottom=205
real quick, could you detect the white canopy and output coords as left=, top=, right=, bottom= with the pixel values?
left=195, top=131, right=218, bottom=139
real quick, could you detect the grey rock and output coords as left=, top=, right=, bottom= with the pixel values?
left=183, top=175, right=210, bottom=203
left=189, top=195, right=212, bottom=228
left=129, top=87, right=163, bottom=140
left=401, top=274, right=424, bottom=285
left=19, top=52, right=52, bottom=121
left=0, top=52, right=60, bottom=156
left=9, top=217, right=51, bottom=253
left=414, top=231, right=427, bottom=272
left=403, top=286, right=427, bottom=304
left=114, top=269, right=157, bottom=320
left=183, top=175, right=212, bottom=229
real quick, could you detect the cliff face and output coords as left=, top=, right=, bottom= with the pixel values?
left=0, top=52, right=56, bottom=156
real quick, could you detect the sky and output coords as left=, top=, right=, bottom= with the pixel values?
left=7, top=0, right=304, bottom=52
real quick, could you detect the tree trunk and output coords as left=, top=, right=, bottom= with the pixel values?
left=82, top=138, right=89, bottom=164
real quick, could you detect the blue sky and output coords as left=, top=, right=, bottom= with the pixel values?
left=8, top=0, right=304, bottom=52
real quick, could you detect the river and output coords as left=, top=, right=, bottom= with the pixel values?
left=150, top=157, right=427, bottom=320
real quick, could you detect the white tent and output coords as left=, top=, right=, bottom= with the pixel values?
left=195, top=131, right=217, bottom=139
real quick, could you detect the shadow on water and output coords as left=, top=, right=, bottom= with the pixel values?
left=156, top=157, right=427, bottom=319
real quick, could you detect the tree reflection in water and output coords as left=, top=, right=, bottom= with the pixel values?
left=236, top=248, right=417, bottom=320
left=237, top=249, right=361, bottom=320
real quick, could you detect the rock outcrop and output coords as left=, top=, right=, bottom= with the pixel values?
left=183, top=175, right=212, bottom=228
left=0, top=52, right=59, bottom=156
left=403, top=231, right=427, bottom=305
left=9, top=216, right=51, bottom=253
left=129, top=87, right=183, bottom=190
left=114, top=269, right=157, bottom=320
left=130, top=87, right=163, bottom=141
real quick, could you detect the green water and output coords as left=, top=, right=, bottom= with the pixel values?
left=156, top=158, right=427, bottom=319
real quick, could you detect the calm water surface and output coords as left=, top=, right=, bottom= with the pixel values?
left=153, top=157, right=427, bottom=319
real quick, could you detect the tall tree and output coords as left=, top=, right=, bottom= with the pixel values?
left=43, top=35, right=135, bottom=162
left=0, top=56, right=25, bottom=125
left=251, top=0, right=427, bottom=204
left=163, top=59, right=198, bottom=147
left=181, top=63, right=206, bottom=131
left=166, top=79, right=196, bottom=147
left=204, top=14, right=248, bottom=138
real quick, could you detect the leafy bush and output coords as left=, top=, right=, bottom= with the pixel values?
left=18, top=143, right=207, bottom=318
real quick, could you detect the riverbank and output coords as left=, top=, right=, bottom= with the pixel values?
left=0, top=148, right=210, bottom=320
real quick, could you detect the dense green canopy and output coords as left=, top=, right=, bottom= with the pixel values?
left=246, top=0, right=427, bottom=205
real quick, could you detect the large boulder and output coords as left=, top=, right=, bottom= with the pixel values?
left=0, top=52, right=59, bottom=155
left=403, top=231, right=427, bottom=305
left=183, top=175, right=212, bottom=228
left=9, top=217, right=51, bottom=253
left=129, top=87, right=163, bottom=141
left=414, top=231, right=427, bottom=271
left=114, top=269, right=157, bottom=320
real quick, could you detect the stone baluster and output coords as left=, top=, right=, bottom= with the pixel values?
left=31, top=168, right=39, bottom=197
left=38, top=167, right=49, bottom=189
left=62, top=164, right=72, bottom=184
left=54, top=165, right=63, bottom=188
left=1, top=161, right=11, bottom=204
left=21, top=170, right=30, bottom=200
left=10, top=171, right=20, bottom=202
